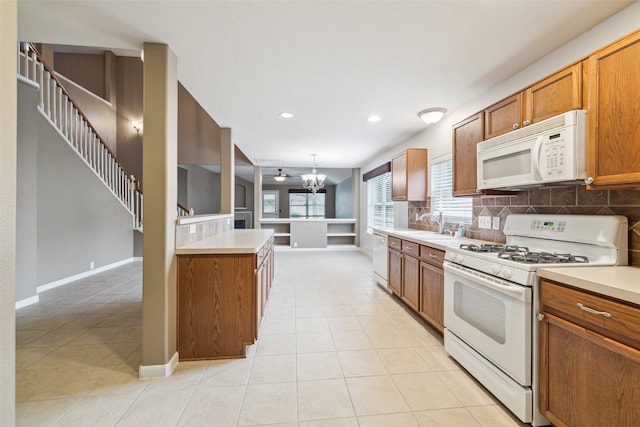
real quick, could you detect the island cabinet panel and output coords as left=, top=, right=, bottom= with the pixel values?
left=177, top=253, right=257, bottom=360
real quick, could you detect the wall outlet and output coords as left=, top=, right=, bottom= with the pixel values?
left=293, top=242, right=298, bottom=248
left=478, top=215, right=492, bottom=229
left=492, top=216, right=500, bottom=230
left=89, top=261, right=95, bottom=269
left=189, top=224, right=196, bottom=234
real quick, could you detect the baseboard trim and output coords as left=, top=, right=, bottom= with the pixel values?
left=36, top=257, right=138, bottom=294
left=15, top=295, right=39, bottom=310
left=139, top=352, right=179, bottom=379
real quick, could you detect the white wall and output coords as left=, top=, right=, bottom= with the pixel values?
left=358, top=2, right=640, bottom=255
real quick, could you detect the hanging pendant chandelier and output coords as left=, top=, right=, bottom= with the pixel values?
left=301, top=154, right=326, bottom=194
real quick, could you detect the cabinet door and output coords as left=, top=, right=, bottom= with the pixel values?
left=391, top=152, right=407, bottom=201
left=539, top=313, right=640, bottom=427
left=524, top=63, right=582, bottom=124
left=586, top=31, right=640, bottom=188
left=392, top=149, right=428, bottom=201
left=452, top=112, right=484, bottom=196
left=484, top=93, right=522, bottom=139
left=419, top=262, right=444, bottom=333
left=402, top=255, right=420, bottom=311
left=388, top=248, right=402, bottom=295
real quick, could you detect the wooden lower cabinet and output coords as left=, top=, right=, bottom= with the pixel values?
left=401, top=254, right=420, bottom=311
left=539, top=279, right=640, bottom=427
left=419, top=261, right=444, bottom=333
left=388, top=237, right=444, bottom=333
left=388, top=247, right=402, bottom=295
left=177, top=239, right=274, bottom=361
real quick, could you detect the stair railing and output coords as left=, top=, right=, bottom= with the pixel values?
left=16, top=42, right=192, bottom=229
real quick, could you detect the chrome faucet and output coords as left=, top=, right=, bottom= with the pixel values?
left=416, top=210, right=445, bottom=234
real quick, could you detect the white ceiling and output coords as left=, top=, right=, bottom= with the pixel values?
left=18, top=0, right=634, bottom=171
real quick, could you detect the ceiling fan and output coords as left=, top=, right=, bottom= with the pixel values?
left=273, top=168, right=288, bottom=182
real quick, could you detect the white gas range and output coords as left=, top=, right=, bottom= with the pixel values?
left=442, top=214, right=628, bottom=426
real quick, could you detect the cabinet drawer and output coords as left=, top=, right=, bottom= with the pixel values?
left=388, top=236, right=402, bottom=251
left=420, top=245, right=445, bottom=267
left=401, top=240, right=420, bottom=257
left=540, top=279, right=640, bottom=350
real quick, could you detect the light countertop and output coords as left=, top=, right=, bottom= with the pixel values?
left=537, top=266, right=640, bottom=306
left=260, top=218, right=356, bottom=223
left=176, top=229, right=273, bottom=255
left=372, top=227, right=491, bottom=251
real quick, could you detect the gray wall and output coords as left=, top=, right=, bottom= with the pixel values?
left=17, top=80, right=134, bottom=301
left=335, top=177, right=353, bottom=218
left=16, top=82, right=38, bottom=301
left=179, top=164, right=221, bottom=214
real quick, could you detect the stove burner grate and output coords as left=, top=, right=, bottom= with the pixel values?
left=459, top=244, right=527, bottom=253
left=497, top=250, right=589, bottom=264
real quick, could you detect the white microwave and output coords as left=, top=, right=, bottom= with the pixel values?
left=477, top=110, right=587, bottom=191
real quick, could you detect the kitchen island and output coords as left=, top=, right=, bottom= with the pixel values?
left=176, top=228, right=274, bottom=360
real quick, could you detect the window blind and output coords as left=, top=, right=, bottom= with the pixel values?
left=367, top=172, right=394, bottom=231
left=430, top=159, right=472, bottom=223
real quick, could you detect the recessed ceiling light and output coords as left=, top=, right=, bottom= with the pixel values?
left=368, top=115, right=381, bottom=123
left=279, top=112, right=294, bottom=119
left=418, top=108, right=447, bottom=124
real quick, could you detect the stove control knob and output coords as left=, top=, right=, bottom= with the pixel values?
left=454, top=253, right=464, bottom=263
left=501, top=267, right=513, bottom=279
left=491, top=265, right=500, bottom=275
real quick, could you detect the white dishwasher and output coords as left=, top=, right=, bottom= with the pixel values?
left=372, top=232, right=389, bottom=290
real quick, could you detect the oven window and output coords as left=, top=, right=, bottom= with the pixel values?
left=453, top=281, right=506, bottom=344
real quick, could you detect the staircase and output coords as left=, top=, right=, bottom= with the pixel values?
left=17, top=43, right=190, bottom=230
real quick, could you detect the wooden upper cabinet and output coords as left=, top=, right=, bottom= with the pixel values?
left=525, top=63, right=582, bottom=124
left=452, top=112, right=484, bottom=196
left=484, top=93, right=522, bottom=140
left=586, top=31, right=640, bottom=189
left=391, top=149, right=428, bottom=201
left=484, top=63, right=583, bottom=140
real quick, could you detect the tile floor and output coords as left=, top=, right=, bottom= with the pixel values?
left=16, top=249, right=527, bottom=426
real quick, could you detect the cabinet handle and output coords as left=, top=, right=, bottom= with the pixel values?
left=513, top=123, right=520, bottom=129
left=429, top=254, right=438, bottom=258
left=523, top=119, right=530, bottom=126
left=536, top=313, right=545, bottom=321
left=577, top=303, right=611, bottom=318
left=584, top=177, right=594, bottom=185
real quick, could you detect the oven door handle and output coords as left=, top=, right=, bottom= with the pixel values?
left=443, top=261, right=530, bottom=303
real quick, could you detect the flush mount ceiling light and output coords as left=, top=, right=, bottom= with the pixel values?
left=418, top=107, right=447, bottom=124
left=301, top=154, right=326, bottom=194
left=279, top=111, right=294, bottom=119
left=368, top=114, right=381, bottom=123
left=274, top=168, right=287, bottom=182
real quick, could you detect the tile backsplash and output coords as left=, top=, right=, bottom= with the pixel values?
left=409, top=187, right=640, bottom=266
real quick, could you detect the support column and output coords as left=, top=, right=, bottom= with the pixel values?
left=0, top=1, right=17, bottom=424
left=352, top=168, right=360, bottom=246
left=253, top=166, right=262, bottom=228
left=220, top=128, right=234, bottom=214
left=140, top=43, right=178, bottom=378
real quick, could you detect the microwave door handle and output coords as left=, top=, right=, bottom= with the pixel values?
left=531, top=136, right=544, bottom=181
